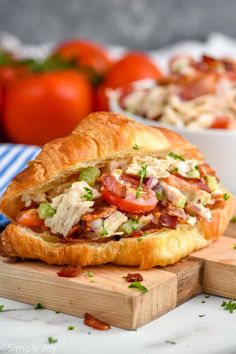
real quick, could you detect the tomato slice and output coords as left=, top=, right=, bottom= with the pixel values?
left=101, top=174, right=157, bottom=214
left=16, top=209, right=44, bottom=228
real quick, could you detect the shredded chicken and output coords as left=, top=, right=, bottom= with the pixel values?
left=126, top=156, right=170, bottom=179
left=45, top=181, right=100, bottom=236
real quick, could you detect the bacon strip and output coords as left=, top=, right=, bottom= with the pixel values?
left=164, top=174, right=210, bottom=193
left=126, top=273, right=143, bottom=282
left=165, top=205, right=187, bottom=222
left=57, top=265, right=81, bottom=278
left=81, top=206, right=117, bottom=231
left=100, top=173, right=126, bottom=197
left=198, top=163, right=216, bottom=178
left=159, top=214, right=178, bottom=229
left=84, top=313, right=111, bottom=330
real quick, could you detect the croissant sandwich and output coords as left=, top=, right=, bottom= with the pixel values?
left=0, top=112, right=234, bottom=269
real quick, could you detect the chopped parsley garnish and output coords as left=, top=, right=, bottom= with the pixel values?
left=67, top=325, right=75, bottom=330
left=48, top=337, right=58, bottom=344
left=0, top=305, right=4, bottom=312
left=83, top=187, right=93, bottom=201
left=100, top=220, right=108, bottom=237
left=198, top=314, right=205, bottom=318
left=136, top=164, right=147, bottom=198
left=233, top=244, right=236, bottom=250
left=87, top=271, right=94, bottom=277
left=138, top=164, right=147, bottom=183
left=168, top=152, right=185, bottom=161
left=221, top=300, right=236, bottom=313
left=136, top=185, right=143, bottom=199
left=223, top=193, right=230, bottom=201
left=231, top=216, right=236, bottom=223
left=133, top=143, right=139, bottom=150
left=165, top=340, right=176, bottom=345
left=34, top=303, right=44, bottom=310
left=128, top=281, right=148, bottom=293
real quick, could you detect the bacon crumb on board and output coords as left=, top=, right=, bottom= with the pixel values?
left=57, top=265, right=82, bottom=278
left=84, top=313, right=111, bottom=330
left=126, top=273, right=143, bottom=282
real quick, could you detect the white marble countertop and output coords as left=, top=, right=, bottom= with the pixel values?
left=1, top=295, right=236, bottom=354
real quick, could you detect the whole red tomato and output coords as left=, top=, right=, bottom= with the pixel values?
left=95, top=52, right=163, bottom=110
left=0, top=50, right=27, bottom=113
left=4, top=70, right=93, bottom=145
left=54, top=40, right=113, bottom=79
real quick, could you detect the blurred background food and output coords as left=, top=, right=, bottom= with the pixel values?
left=1, top=0, right=236, bottom=146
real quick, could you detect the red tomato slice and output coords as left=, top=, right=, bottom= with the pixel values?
left=101, top=174, right=157, bottom=214
left=16, top=209, right=44, bottom=227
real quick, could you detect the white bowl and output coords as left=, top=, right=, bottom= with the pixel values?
left=109, top=88, right=236, bottom=194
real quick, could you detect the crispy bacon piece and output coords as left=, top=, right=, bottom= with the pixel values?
left=84, top=313, right=111, bottom=330
left=179, top=73, right=218, bottom=101
left=126, top=273, right=143, bottom=282
left=198, top=163, right=216, bottom=178
left=165, top=205, right=187, bottom=222
left=164, top=174, right=210, bottom=193
left=159, top=214, right=178, bottom=229
left=207, top=199, right=226, bottom=210
left=100, top=173, right=126, bottom=197
left=57, top=265, right=82, bottom=278
left=65, top=225, right=82, bottom=238
left=81, top=205, right=117, bottom=231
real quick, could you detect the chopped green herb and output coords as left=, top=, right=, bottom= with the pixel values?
left=136, top=164, right=147, bottom=198
left=168, top=152, right=185, bottom=161
left=120, top=219, right=139, bottom=234
left=83, top=187, right=93, bottom=201
left=67, top=326, right=75, bottom=330
left=138, top=164, right=147, bottom=183
left=87, top=271, right=94, bottom=278
left=48, top=337, right=58, bottom=344
left=221, top=300, right=236, bottom=313
left=205, top=294, right=210, bottom=298
left=136, top=185, right=143, bottom=199
left=201, top=300, right=206, bottom=304
left=223, top=193, right=230, bottom=201
left=171, top=167, right=179, bottom=174
left=165, top=340, right=176, bottom=345
left=34, top=303, right=44, bottom=310
left=198, top=314, right=205, bottom=318
left=133, top=144, right=139, bottom=150
left=137, top=237, right=143, bottom=242
left=128, top=281, right=148, bottom=293
left=231, top=216, right=236, bottom=223
left=233, top=244, right=236, bottom=250
left=100, top=220, right=108, bottom=237
left=79, top=166, right=101, bottom=186
left=0, top=305, right=4, bottom=312
left=38, top=203, right=56, bottom=219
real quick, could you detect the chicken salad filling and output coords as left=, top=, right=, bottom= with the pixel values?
left=18, top=153, right=228, bottom=243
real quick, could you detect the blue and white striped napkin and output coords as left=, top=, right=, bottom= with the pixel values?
left=0, top=144, right=40, bottom=228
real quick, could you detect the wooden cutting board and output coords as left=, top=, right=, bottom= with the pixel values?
left=0, top=232, right=236, bottom=329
